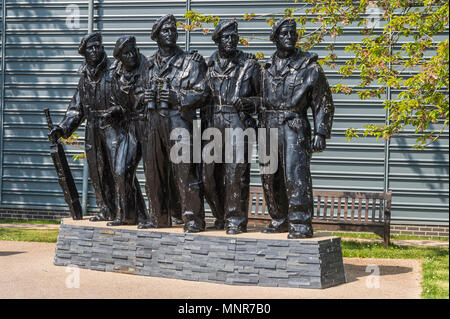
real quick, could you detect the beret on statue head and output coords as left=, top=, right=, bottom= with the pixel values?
left=78, top=32, right=102, bottom=56
left=113, top=35, right=136, bottom=59
left=151, top=14, right=177, bottom=41
left=212, top=20, right=238, bottom=42
left=270, top=18, right=296, bottom=42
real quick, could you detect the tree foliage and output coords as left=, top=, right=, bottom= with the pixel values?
left=183, top=0, right=449, bottom=148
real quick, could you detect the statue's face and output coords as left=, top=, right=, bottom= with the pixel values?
left=157, top=20, right=178, bottom=49
left=275, top=23, right=298, bottom=51
left=85, top=40, right=104, bottom=66
left=217, top=27, right=238, bottom=55
left=119, top=42, right=139, bottom=70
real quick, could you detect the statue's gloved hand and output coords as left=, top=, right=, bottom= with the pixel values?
left=48, top=125, right=64, bottom=143
left=144, top=88, right=156, bottom=104
left=101, top=106, right=123, bottom=127
left=232, top=97, right=254, bottom=112
left=310, top=134, right=326, bottom=153
left=158, top=88, right=178, bottom=106
left=188, top=49, right=204, bottom=62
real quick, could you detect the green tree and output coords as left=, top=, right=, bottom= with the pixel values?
left=183, top=0, right=449, bottom=148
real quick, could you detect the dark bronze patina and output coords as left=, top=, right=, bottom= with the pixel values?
left=48, top=32, right=119, bottom=222
left=202, top=20, right=261, bottom=234
left=104, top=35, right=150, bottom=226
left=259, top=18, right=335, bottom=239
left=138, top=14, right=208, bottom=233
left=45, top=108, right=83, bottom=220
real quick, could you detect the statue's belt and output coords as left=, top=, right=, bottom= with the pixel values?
left=213, top=105, right=239, bottom=114
left=88, top=110, right=147, bottom=121
left=261, top=109, right=306, bottom=125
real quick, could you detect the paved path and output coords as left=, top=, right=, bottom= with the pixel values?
left=0, top=222, right=448, bottom=248
left=0, top=241, right=422, bottom=299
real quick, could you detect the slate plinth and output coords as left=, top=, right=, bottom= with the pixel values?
left=54, top=218, right=346, bottom=289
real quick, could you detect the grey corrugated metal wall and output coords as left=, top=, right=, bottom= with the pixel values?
left=0, top=0, right=448, bottom=225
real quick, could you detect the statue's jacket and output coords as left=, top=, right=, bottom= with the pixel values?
left=260, top=48, right=334, bottom=140
left=57, top=53, right=116, bottom=218
left=259, top=48, right=335, bottom=226
left=141, top=45, right=208, bottom=120
left=204, top=50, right=260, bottom=126
left=105, top=53, right=148, bottom=224
left=138, top=46, right=207, bottom=228
left=201, top=50, right=260, bottom=229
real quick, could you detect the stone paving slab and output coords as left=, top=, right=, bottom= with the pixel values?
left=0, top=241, right=422, bottom=299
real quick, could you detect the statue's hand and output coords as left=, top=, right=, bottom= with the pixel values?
left=158, top=88, right=178, bottom=106
left=48, top=126, right=64, bottom=142
left=311, top=134, right=326, bottom=153
left=232, top=97, right=253, bottom=112
left=144, top=89, right=156, bottom=104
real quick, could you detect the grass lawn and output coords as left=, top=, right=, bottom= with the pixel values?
left=317, top=230, right=448, bottom=242
left=0, top=219, right=60, bottom=225
left=0, top=227, right=447, bottom=299
left=0, top=228, right=59, bottom=243
left=341, top=241, right=449, bottom=299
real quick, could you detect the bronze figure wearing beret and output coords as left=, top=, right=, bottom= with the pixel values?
left=103, top=35, right=149, bottom=226
left=202, top=20, right=261, bottom=234
left=259, top=18, right=335, bottom=239
left=48, top=32, right=118, bottom=222
left=138, top=15, right=208, bottom=233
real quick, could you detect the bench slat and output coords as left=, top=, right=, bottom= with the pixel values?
left=351, top=198, right=356, bottom=221
left=254, top=193, right=260, bottom=217
left=365, top=198, right=369, bottom=222
left=337, top=197, right=342, bottom=220
left=357, top=198, right=362, bottom=222
left=344, top=197, right=349, bottom=220
left=330, top=197, right=335, bottom=219
left=316, top=196, right=321, bottom=218
left=372, top=198, right=376, bottom=222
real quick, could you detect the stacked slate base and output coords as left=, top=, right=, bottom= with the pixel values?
left=54, top=219, right=346, bottom=289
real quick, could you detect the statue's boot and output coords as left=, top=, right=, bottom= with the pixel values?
left=106, top=218, right=123, bottom=226
left=206, top=219, right=225, bottom=230
left=287, top=223, right=313, bottom=239
left=261, top=222, right=288, bottom=234
left=226, top=226, right=247, bottom=235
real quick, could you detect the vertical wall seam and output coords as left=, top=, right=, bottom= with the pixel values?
left=0, top=0, right=7, bottom=204
left=185, top=0, right=191, bottom=51
left=81, top=0, right=95, bottom=216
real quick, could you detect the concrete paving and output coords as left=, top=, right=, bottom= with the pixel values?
left=0, top=240, right=422, bottom=299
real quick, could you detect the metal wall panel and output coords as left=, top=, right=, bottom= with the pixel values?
left=0, top=0, right=448, bottom=225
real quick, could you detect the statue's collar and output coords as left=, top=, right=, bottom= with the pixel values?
left=155, top=45, right=184, bottom=69
left=208, top=50, right=245, bottom=70
left=264, top=48, right=312, bottom=71
left=80, top=53, right=108, bottom=79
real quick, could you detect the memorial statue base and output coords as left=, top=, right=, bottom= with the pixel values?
left=54, top=218, right=346, bottom=289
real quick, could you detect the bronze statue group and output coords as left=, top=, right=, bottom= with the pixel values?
left=48, top=15, right=334, bottom=239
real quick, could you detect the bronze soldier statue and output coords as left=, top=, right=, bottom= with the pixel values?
left=48, top=32, right=117, bottom=222
left=103, top=35, right=149, bottom=226
left=138, top=14, right=207, bottom=233
left=259, top=18, right=334, bottom=239
left=202, top=20, right=260, bottom=234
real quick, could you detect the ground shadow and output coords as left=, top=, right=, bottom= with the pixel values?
left=0, top=251, right=24, bottom=257
left=344, top=263, right=413, bottom=284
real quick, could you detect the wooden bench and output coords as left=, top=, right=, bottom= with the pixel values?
left=248, top=187, right=393, bottom=247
